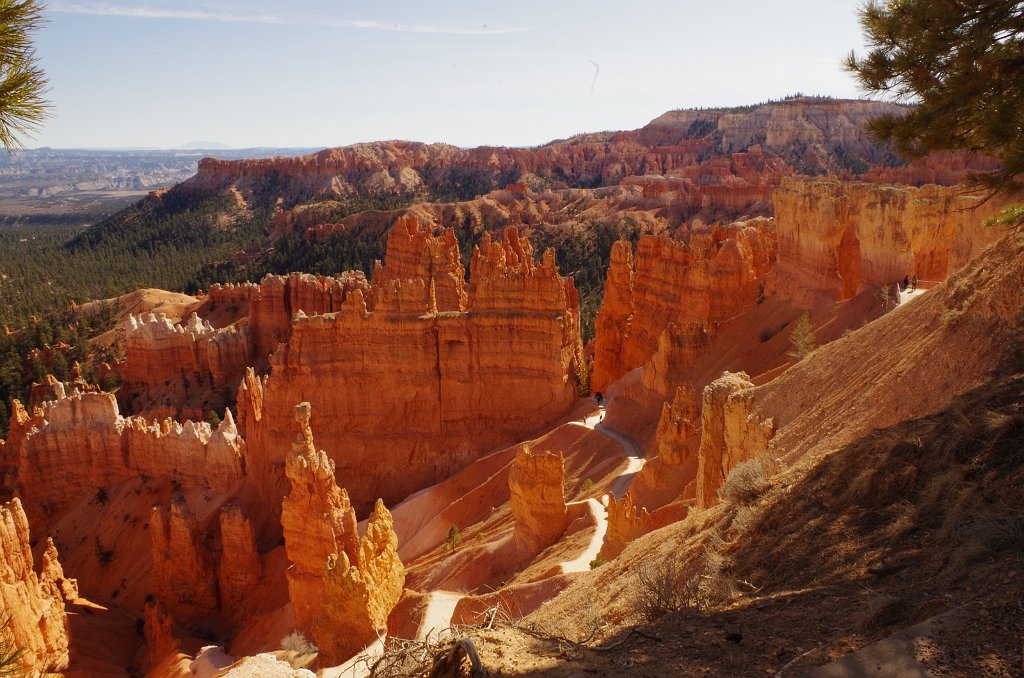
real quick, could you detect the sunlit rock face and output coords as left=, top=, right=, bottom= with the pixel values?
left=241, top=221, right=582, bottom=515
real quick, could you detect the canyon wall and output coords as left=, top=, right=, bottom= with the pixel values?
left=6, top=391, right=244, bottom=528
left=770, top=178, right=1008, bottom=308
left=175, top=99, right=907, bottom=211
left=118, top=271, right=372, bottom=419
left=592, top=219, right=776, bottom=392
left=241, top=222, right=583, bottom=514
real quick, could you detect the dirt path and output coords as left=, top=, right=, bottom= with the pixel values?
left=556, top=405, right=645, bottom=573
left=558, top=498, right=607, bottom=574
left=570, top=407, right=645, bottom=500
left=416, top=590, right=465, bottom=641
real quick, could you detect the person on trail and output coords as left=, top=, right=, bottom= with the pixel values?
left=902, top=275, right=910, bottom=290
left=911, top=275, right=918, bottom=291
left=595, top=392, right=604, bottom=407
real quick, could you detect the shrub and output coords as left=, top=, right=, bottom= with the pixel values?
left=589, top=555, right=607, bottom=569
left=634, top=556, right=705, bottom=620
left=0, top=616, right=22, bottom=677
left=94, top=537, right=113, bottom=566
left=280, top=630, right=317, bottom=655
left=719, top=455, right=779, bottom=506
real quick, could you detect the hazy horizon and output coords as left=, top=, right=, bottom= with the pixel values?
left=34, top=1, right=873, bottom=150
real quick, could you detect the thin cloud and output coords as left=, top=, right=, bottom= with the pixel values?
left=49, top=3, right=532, bottom=35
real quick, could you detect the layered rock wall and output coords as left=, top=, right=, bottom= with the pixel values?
left=242, top=224, right=582, bottom=513
left=770, top=178, right=1008, bottom=308
left=6, top=391, right=244, bottom=527
left=593, top=219, right=776, bottom=392
left=119, top=272, right=372, bottom=417
left=179, top=99, right=907, bottom=209
left=0, top=498, right=70, bottom=673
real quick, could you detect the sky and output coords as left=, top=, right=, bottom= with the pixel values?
left=31, top=0, right=873, bottom=150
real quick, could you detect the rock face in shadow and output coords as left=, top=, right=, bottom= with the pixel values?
left=510, top=447, right=569, bottom=554
left=0, top=498, right=70, bottom=674
left=217, top=504, right=261, bottom=616
left=177, top=99, right=911, bottom=208
left=150, top=496, right=219, bottom=623
left=241, top=221, right=583, bottom=514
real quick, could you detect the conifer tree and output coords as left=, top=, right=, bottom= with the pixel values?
left=845, top=0, right=1024, bottom=195
left=788, top=312, right=816, bottom=361
left=0, top=0, right=48, bottom=149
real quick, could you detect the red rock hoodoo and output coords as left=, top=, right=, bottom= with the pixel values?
left=241, top=221, right=583, bottom=514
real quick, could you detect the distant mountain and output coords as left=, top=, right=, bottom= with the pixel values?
left=0, top=147, right=315, bottom=200
left=175, top=141, right=232, bottom=150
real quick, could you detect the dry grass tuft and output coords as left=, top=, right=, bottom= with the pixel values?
left=719, top=455, right=779, bottom=506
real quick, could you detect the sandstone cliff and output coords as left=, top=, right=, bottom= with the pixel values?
left=694, top=372, right=775, bottom=509
left=592, top=219, right=776, bottom=392
left=150, top=496, right=219, bottom=622
left=0, top=498, right=70, bottom=674
left=173, top=99, right=909, bottom=213
left=118, top=271, right=371, bottom=419
left=769, top=178, right=1008, bottom=308
left=242, top=222, right=582, bottom=513
left=6, top=390, right=244, bottom=529
left=599, top=493, right=652, bottom=561
left=638, top=98, right=906, bottom=174
left=509, top=447, right=569, bottom=553
left=281, top=403, right=404, bottom=664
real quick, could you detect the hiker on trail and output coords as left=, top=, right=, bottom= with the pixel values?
left=595, top=392, right=604, bottom=407
left=902, top=275, right=910, bottom=290
left=911, top=275, right=918, bottom=291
